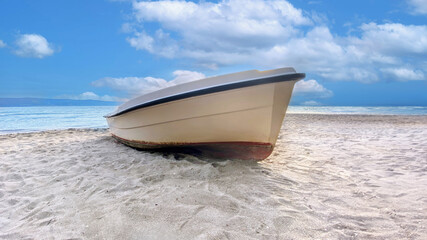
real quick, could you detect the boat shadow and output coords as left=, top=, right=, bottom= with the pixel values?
left=132, top=146, right=259, bottom=163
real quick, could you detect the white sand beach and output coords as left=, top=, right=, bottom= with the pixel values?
left=1, top=114, right=426, bottom=239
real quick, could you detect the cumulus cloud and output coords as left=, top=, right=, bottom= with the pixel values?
left=127, top=31, right=154, bottom=52
left=294, top=79, right=333, bottom=98
left=127, top=30, right=178, bottom=58
left=92, top=70, right=206, bottom=97
left=169, top=70, right=206, bottom=85
left=125, top=0, right=427, bottom=83
left=75, top=92, right=123, bottom=102
left=301, top=100, right=322, bottom=106
left=129, top=0, right=310, bottom=60
left=354, top=23, right=427, bottom=55
left=92, top=76, right=169, bottom=96
left=259, top=23, right=426, bottom=82
left=14, top=34, right=55, bottom=58
left=283, top=23, right=426, bottom=82
left=121, top=22, right=135, bottom=33
left=0, top=40, right=6, bottom=48
left=381, top=67, right=425, bottom=81
left=60, top=92, right=125, bottom=102
left=407, top=0, right=427, bottom=15
left=291, top=79, right=332, bottom=106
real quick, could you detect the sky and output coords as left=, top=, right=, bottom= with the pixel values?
left=0, top=0, right=426, bottom=106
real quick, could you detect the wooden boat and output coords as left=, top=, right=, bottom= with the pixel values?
left=105, top=67, right=305, bottom=160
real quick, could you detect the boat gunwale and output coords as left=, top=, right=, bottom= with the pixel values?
left=105, top=72, right=305, bottom=118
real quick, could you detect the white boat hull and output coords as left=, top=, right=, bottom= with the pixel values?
left=106, top=80, right=297, bottom=160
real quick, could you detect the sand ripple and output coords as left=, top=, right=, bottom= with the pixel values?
left=0, top=114, right=426, bottom=239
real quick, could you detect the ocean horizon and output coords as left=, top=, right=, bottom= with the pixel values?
left=1, top=105, right=426, bottom=134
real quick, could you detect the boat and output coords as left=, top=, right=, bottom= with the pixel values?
left=105, top=67, right=305, bottom=160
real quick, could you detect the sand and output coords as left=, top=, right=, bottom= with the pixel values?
left=0, top=114, right=426, bottom=239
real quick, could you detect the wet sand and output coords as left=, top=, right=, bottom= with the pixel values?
left=1, top=114, right=426, bottom=239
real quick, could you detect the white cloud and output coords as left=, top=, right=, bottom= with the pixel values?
left=76, top=92, right=120, bottom=102
left=294, top=79, right=333, bottom=98
left=133, top=0, right=310, bottom=26
left=60, top=92, right=125, bottom=102
left=257, top=27, right=347, bottom=78
left=127, top=29, right=178, bottom=58
left=92, top=70, right=206, bottom=97
left=129, top=0, right=310, bottom=60
left=125, top=1, right=427, bottom=83
left=169, top=70, right=206, bottom=85
left=301, top=100, right=322, bottom=106
left=0, top=40, right=6, bottom=48
left=92, top=76, right=169, bottom=96
left=121, top=22, right=135, bottom=33
left=127, top=31, right=154, bottom=52
left=14, top=34, right=54, bottom=58
left=292, top=80, right=332, bottom=106
left=354, top=23, right=427, bottom=55
left=381, top=67, right=425, bottom=81
left=407, top=0, right=427, bottom=15
left=244, top=23, right=427, bottom=82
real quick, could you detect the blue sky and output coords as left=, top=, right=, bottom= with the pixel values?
left=0, top=0, right=426, bottom=106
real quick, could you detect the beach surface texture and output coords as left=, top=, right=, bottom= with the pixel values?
left=1, top=114, right=426, bottom=239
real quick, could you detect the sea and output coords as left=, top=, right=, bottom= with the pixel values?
left=0, top=105, right=426, bottom=134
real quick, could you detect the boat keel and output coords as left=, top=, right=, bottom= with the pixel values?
left=112, top=134, right=274, bottom=161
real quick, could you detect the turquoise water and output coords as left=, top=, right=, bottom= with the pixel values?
left=0, top=106, right=117, bottom=134
left=287, top=106, right=427, bottom=115
left=0, top=106, right=426, bottom=134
